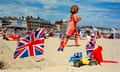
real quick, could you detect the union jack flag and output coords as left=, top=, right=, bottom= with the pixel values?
left=57, top=33, right=64, bottom=51
left=13, top=28, right=45, bottom=59
left=86, top=36, right=96, bottom=50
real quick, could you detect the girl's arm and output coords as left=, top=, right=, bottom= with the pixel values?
left=73, top=14, right=82, bottom=22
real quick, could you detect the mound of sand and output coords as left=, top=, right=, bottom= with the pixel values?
left=0, top=37, right=120, bottom=72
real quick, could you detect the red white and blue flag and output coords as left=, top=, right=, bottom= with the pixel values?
left=57, top=33, right=64, bottom=51
left=13, top=28, right=45, bottom=59
left=86, top=37, right=96, bottom=50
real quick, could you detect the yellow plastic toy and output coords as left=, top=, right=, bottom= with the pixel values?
left=81, top=55, right=90, bottom=65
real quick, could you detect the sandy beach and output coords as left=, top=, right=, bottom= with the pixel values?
left=0, top=37, right=120, bottom=72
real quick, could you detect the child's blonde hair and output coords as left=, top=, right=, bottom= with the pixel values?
left=70, top=5, right=79, bottom=14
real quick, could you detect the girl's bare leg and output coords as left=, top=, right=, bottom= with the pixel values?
left=74, top=33, right=80, bottom=46
left=64, top=36, right=70, bottom=47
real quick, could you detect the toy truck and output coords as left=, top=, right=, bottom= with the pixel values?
left=69, top=52, right=98, bottom=67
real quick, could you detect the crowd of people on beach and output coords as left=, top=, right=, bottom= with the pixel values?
left=0, top=27, right=60, bottom=41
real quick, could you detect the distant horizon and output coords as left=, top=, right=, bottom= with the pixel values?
left=0, top=0, right=120, bottom=28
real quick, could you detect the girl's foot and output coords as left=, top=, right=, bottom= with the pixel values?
left=57, top=48, right=64, bottom=51
left=75, top=44, right=80, bottom=46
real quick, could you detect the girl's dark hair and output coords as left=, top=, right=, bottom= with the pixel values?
left=70, top=5, right=79, bottom=14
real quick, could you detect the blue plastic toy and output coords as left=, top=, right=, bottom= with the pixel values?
left=69, top=52, right=82, bottom=62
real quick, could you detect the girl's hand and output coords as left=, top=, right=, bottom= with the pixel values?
left=77, top=17, right=82, bottom=22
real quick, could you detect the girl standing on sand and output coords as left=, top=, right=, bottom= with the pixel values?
left=64, top=5, right=82, bottom=46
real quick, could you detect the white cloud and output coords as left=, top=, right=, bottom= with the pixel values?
left=37, top=0, right=75, bottom=9
left=16, top=0, right=73, bottom=9
left=0, top=0, right=69, bottom=22
left=0, top=0, right=120, bottom=28
left=0, top=4, right=34, bottom=16
left=99, top=0, right=120, bottom=3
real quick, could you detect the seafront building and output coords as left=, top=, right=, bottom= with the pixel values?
left=0, top=16, right=56, bottom=32
left=0, top=16, right=120, bottom=39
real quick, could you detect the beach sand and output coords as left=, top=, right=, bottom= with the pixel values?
left=0, top=37, right=120, bottom=72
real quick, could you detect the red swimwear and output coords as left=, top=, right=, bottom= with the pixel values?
left=66, top=14, right=78, bottom=36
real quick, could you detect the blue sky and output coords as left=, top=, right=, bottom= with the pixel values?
left=0, top=0, right=120, bottom=28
